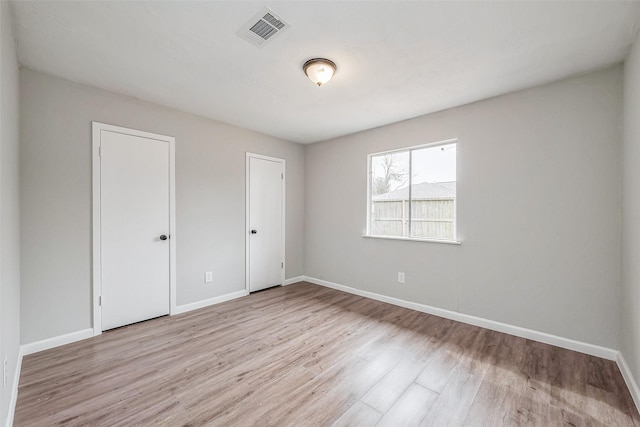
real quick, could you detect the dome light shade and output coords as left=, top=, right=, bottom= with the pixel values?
left=303, top=58, right=336, bottom=86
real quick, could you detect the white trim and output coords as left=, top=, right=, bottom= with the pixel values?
left=5, top=347, right=23, bottom=427
left=617, top=352, right=640, bottom=412
left=361, top=235, right=462, bottom=245
left=245, top=153, right=250, bottom=292
left=91, top=123, right=101, bottom=334
left=302, top=276, right=618, bottom=361
left=245, top=153, right=250, bottom=293
left=168, top=133, right=177, bottom=315
left=21, top=328, right=94, bottom=356
left=283, top=276, right=305, bottom=286
left=173, top=290, right=249, bottom=315
left=92, top=122, right=177, bottom=335
left=245, top=153, right=286, bottom=293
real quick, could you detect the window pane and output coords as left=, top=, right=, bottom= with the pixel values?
left=410, top=143, right=456, bottom=240
left=370, top=151, right=410, bottom=237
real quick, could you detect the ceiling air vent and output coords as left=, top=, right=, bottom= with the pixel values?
left=238, top=8, right=289, bottom=47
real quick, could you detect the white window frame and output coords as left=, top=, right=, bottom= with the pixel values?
left=364, top=138, right=461, bottom=245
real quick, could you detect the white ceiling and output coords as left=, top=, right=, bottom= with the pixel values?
left=10, top=1, right=640, bottom=144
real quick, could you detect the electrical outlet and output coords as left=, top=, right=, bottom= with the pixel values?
left=3, top=356, right=7, bottom=387
left=397, top=272, right=405, bottom=284
left=205, top=271, right=213, bottom=283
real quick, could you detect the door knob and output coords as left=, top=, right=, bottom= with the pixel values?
left=251, top=230, right=257, bottom=234
left=159, top=234, right=168, bottom=241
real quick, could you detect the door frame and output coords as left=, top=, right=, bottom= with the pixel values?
left=92, top=122, right=177, bottom=336
left=245, top=152, right=286, bottom=293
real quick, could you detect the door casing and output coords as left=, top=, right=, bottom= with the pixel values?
left=245, top=152, right=286, bottom=293
left=92, top=122, right=177, bottom=335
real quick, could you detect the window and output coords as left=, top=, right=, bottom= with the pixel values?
left=367, top=139, right=457, bottom=242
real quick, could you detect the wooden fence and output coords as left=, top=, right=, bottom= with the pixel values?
left=371, top=199, right=455, bottom=240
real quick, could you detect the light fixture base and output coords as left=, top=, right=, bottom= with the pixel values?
left=303, top=58, right=337, bottom=87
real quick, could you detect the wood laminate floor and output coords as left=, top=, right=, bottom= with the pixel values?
left=14, top=282, right=640, bottom=426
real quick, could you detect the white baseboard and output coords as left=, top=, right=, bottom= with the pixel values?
left=302, top=276, right=618, bottom=361
left=21, top=328, right=94, bottom=356
left=173, top=290, right=248, bottom=315
left=283, top=276, right=305, bottom=286
left=617, top=352, right=640, bottom=412
left=5, top=346, right=23, bottom=427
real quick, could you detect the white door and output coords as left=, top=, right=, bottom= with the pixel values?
left=247, top=154, right=285, bottom=292
left=98, top=127, right=171, bottom=330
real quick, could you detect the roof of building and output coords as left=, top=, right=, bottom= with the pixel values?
left=372, top=181, right=456, bottom=201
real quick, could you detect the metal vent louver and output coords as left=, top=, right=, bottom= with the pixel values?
left=239, top=8, right=289, bottom=47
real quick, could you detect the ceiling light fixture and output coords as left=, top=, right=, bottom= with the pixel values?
left=303, top=58, right=336, bottom=87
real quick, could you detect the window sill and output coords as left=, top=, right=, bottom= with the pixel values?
left=361, top=235, right=462, bottom=245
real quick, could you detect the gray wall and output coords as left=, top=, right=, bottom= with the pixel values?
left=622, top=31, right=640, bottom=392
left=1, top=2, right=21, bottom=425
left=305, top=66, right=622, bottom=349
left=20, top=69, right=304, bottom=344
